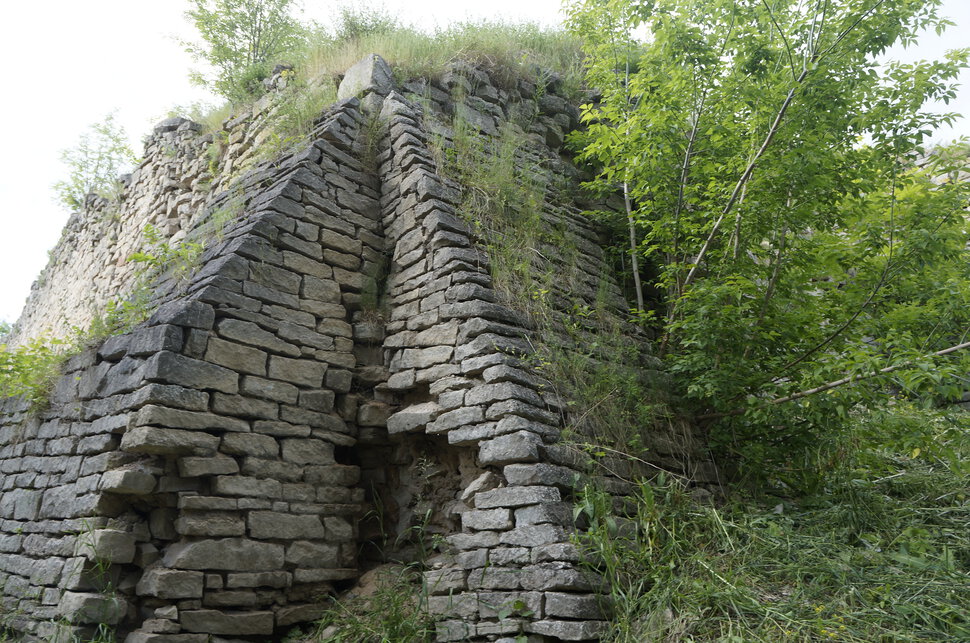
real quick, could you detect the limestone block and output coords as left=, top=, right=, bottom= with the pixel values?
left=284, top=541, right=339, bottom=567
left=476, top=591, right=544, bottom=619
left=163, top=538, right=285, bottom=571
left=148, top=301, right=215, bottom=330
left=124, top=632, right=209, bottom=642
left=499, top=524, right=569, bottom=548
left=58, top=591, right=127, bottom=625
left=241, top=376, right=300, bottom=404
left=212, top=475, right=282, bottom=498
left=133, top=405, right=250, bottom=432
left=268, top=356, right=327, bottom=387
left=225, top=571, right=291, bottom=588
left=121, top=427, right=220, bottom=456
left=475, top=486, right=561, bottom=509
left=461, top=508, right=513, bottom=532
left=178, top=455, right=239, bottom=477
left=75, top=529, right=135, bottom=564
left=145, top=351, right=238, bottom=394
left=180, top=609, right=274, bottom=636
left=356, top=401, right=391, bottom=427
left=479, top=431, right=543, bottom=466
left=136, top=569, right=204, bottom=599
left=205, top=338, right=267, bottom=376
left=544, top=592, right=605, bottom=619
left=247, top=512, right=325, bottom=540
left=221, top=433, right=279, bottom=458
left=175, top=513, right=246, bottom=537
left=281, top=438, right=334, bottom=465
left=217, top=319, right=300, bottom=357
left=526, top=620, right=607, bottom=640
left=386, top=402, right=441, bottom=434
left=427, top=406, right=483, bottom=434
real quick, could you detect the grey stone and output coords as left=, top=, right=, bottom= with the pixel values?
left=163, top=539, right=284, bottom=571
left=205, top=337, right=267, bottom=376
left=221, top=433, right=279, bottom=458
left=284, top=541, right=339, bottom=567
left=479, top=430, right=543, bottom=465
left=145, top=351, right=238, bottom=394
left=217, top=319, right=300, bottom=356
left=475, top=485, right=561, bottom=509
left=248, top=512, right=325, bottom=539
left=213, top=476, right=282, bottom=498
left=462, top=508, right=513, bottom=531
left=100, top=469, right=156, bottom=495
left=176, top=513, right=246, bottom=537
left=178, top=455, right=240, bottom=477
left=281, top=438, right=334, bottom=465
left=136, top=569, right=204, bottom=599
left=59, top=591, right=127, bottom=625
left=268, top=356, right=327, bottom=387
left=241, top=376, right=299, bottom=404
left=386, top=402, right=441, bottom=434
left=121, top=427, right=220, bottom=455
left=132, top=404, right=250, bottom=433
left=180, top=610, right=274, bottom=635
left=526, top=620, right=607, bottom=640
left=499, top=524, right=568, bottom=547
left=149, top=300, right=215, bottom=330
left=427, top=406, right=484, bottom=433
left=544, top=592, right=604, bottom=619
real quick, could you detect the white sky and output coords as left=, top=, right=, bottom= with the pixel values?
left=0, top=0, right=967, bottom=325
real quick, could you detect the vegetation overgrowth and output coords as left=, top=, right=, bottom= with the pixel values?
left=4, top=2, right=968, bottom=641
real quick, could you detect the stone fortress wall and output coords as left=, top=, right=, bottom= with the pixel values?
left=0, top=55, right=713, bottom=642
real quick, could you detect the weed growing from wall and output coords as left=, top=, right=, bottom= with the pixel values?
left=429, top=100, right=677, bottom=460
left=300, top=564, right=436, bottom=643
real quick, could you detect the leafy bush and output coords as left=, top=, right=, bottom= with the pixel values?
left=52, top=114, right=137, bottom=211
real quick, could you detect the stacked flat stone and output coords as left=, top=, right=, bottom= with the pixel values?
left=1, top=55, right=717, bottom=642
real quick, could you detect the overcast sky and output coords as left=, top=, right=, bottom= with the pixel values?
left=0, top=0, right=967, bottom=326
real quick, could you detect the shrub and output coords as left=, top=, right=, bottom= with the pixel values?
left=52, top=114, right=137, bottom=211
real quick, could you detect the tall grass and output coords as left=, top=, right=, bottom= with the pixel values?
left=576, top=407, right=970, bottom=642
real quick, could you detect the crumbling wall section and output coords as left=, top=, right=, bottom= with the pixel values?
left=1, top=97, right=382, bottom=642
left=2, top=54, right=715, bottom=643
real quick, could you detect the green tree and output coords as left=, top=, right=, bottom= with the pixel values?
left=567, top=0, right=970, bottom=467
left=52, top=114, right=136, bottom=211
left=183, top=0, right=307, bottom=101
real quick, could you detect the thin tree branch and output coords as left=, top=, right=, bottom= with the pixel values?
left=760, top=0, right=797, bottom=79
left=698, top=340, right=970, bottom=421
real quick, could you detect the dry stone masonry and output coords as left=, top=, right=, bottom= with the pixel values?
left=1, top=55, right=713, bottom=641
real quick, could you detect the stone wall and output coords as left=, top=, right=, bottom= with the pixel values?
left=1, top=55, right=713, bottom=642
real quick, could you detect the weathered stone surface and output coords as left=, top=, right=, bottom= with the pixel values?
left=59, top=592, right=127, bottom=625
left=340, top=57, right=392, bottom=100
left=526, top=619, right=607, bottom=640
left=99, top=469, right=156, bottom=495
left=248, top=512, right=325, bottom=539
left=145, top=351, right=238, bottom=394
left=163, top=539, right=284, bottom=571
left=75, top=529, right=135, bottom=564
left=136, top=569, right=204, bottom=599
left=178, top=455, right=240, bottom=477
left=180, top=609, right=274, bottom=635
left=386, top=401, right=441, bottom=434
left=475, top=486, right=561, bottom=509
left=175, top=513, right=246, bottom=537
left=121, top=427, right=220, bottom=455
left=479, top=430, right=543, bottom=465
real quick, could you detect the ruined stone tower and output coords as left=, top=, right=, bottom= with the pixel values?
left=0, top=55, right=713, bottom=642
